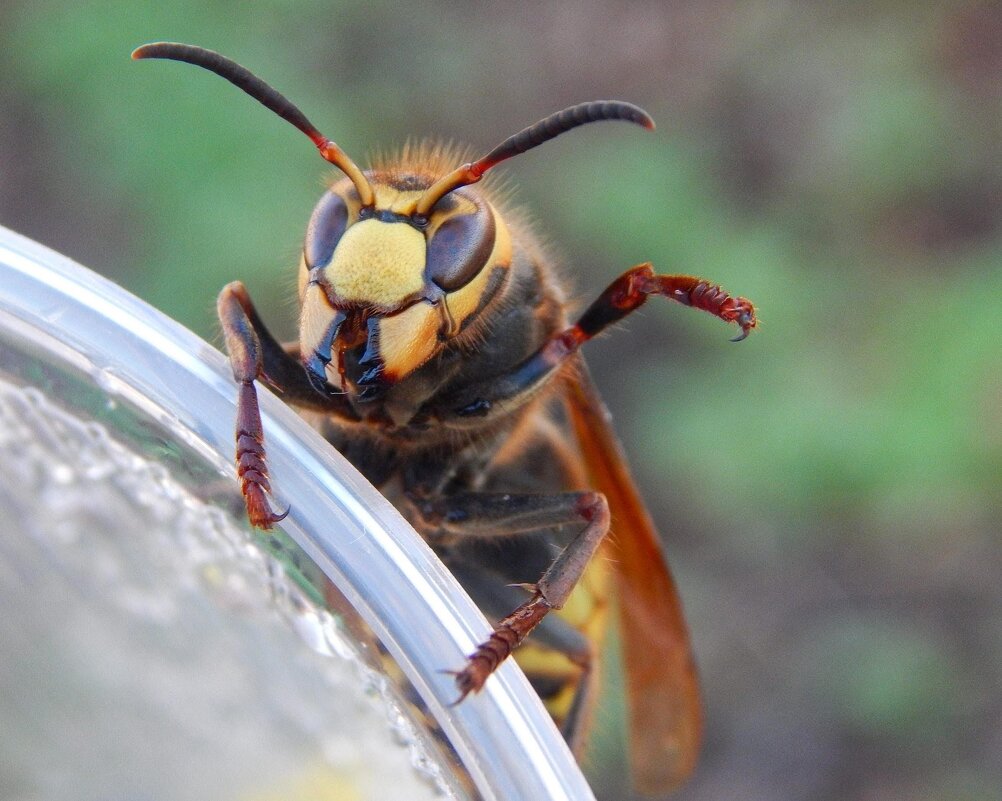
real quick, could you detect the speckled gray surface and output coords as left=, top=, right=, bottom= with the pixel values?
left=0, top=381, right=451, bottom=801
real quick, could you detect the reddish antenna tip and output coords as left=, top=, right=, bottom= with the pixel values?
left=634, top=108, right=656, bottom=130
left=131, top=44, right=154, bottom=60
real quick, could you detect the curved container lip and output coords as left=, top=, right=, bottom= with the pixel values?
left=0, top=224, right=596, bottom=801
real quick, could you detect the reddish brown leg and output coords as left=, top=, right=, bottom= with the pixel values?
left=233, top=381, right=287, bottom=529
left=546, top=264, right=757, bottom=370
left=412, top=490, right=610, bottom=700
left=436, top=263, right=757, bottom=421
left=218, top=282, right=288, bottom=529
left=218, top=282, right=361, bottom=528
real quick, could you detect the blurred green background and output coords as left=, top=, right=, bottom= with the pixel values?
left=1, top=2, right=999, bottom=800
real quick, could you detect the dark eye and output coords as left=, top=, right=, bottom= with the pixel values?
left=425, top=199, right=496, bottom=292
left=304, top=191, right=349, bottom=268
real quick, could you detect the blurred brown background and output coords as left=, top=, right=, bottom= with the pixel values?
left=1, top=2, right=1000, bottom=799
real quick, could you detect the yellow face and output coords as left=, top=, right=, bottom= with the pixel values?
left=327, top=219, right=427, bottom=307
left=297, top=180, right=512, bottom=393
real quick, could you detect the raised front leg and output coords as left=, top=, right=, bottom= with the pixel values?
left=217, top=281, right=358, bottom=528
left=410, top=490, right=610, bottom=700
left=430, top=263, right=757, bottom=421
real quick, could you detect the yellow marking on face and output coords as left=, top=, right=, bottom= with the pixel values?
left=328, top=219, right=426, bottom=306
left=299, top=282, right=342, bottom=389
left=372, top=206, right=513, bottom=382
left=376, top=301, right=440, bottom=381
left=372, top=184, right=426, bottom=215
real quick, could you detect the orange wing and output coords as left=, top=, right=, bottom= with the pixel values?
left=563, top=356, right=702, bottom=795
